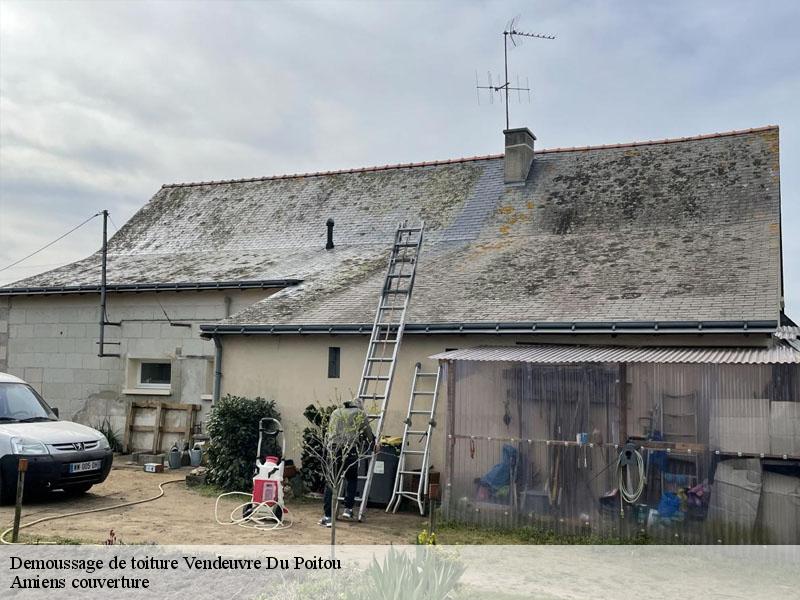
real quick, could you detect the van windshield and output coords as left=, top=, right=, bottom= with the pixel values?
left=0, top=383, right=57, bottom=422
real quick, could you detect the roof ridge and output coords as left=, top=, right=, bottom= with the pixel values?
left=161, top=154, right=503, bottom=189
left=536, top=124, right=778, bottom=155
left=161, top=125, right=778, bottom=189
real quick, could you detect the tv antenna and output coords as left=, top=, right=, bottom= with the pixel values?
left=476, top=16, right=555, bottom=129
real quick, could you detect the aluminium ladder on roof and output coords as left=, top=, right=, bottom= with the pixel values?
left=386, top=362, right=442, bottom=515
left=354, top=222, right=425, bottom=522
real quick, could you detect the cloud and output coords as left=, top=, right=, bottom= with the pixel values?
left=1, top=0, right=798, bottom=317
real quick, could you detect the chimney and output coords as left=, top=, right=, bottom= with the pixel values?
left=325, top=218, right=335, bottom=250
left=503, top=127, right=536, bottom=185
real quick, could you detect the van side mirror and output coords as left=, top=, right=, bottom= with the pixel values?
left=51, top=407, right=59, bottom=418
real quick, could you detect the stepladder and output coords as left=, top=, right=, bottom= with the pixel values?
left=387, top=362, right=442, bottom=515
left=354, top=223, right=425, bottom=521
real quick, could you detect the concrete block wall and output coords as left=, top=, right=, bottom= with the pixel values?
left=2, top=289, right=272, bottom=438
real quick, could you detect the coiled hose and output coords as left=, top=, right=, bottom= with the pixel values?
left=213, top=491, right=293, bottom=531
left=616, top=445, right=645, bottom=504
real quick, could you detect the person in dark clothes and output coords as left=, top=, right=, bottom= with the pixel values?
left=319, top=400, right=375, bottom=526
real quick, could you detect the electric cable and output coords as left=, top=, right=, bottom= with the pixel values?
left=0, top=212, right=102, bottom=273
left=1, top=478, right=184, bottom=544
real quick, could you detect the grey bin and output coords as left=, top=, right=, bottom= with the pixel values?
left=357, top=445, right=401, bottom=507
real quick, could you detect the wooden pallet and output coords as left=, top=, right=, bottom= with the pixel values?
left=123, top=399, right=199, bottom=454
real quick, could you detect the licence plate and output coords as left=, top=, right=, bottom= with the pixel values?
left=69, top=460, right=101, bottom=473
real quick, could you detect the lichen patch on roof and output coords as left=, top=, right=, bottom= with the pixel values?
left=7, top=127, right=782, bottom=328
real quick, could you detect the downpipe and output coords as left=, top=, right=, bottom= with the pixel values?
left=213, top=334, right=223, bottom=405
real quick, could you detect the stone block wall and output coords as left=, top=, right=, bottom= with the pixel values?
left=2, top=289, right=272, bottom=437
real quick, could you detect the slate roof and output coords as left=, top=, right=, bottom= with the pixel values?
left=6, top=126, right=783, bottom=332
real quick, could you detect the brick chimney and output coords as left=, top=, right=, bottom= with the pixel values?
left=504, top=127, right=536, bottom=185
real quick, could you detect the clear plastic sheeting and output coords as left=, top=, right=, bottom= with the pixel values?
left=442, top=359, right=800, bottom=543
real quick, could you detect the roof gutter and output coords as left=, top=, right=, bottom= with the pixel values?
left=0, top=279, right=302, bottom=297
left=199, top=319, right=778, bottom=338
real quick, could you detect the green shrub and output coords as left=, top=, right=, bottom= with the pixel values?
left=300, top=403, right=335, bottom=493
left=94, top=417, right=123, bottom=453
left=205, top=394, right=281, bottom=492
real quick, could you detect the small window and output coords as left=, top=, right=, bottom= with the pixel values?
left=328, top=347, right=341, bottom=379
left=139, top=361, right=172, bottom=388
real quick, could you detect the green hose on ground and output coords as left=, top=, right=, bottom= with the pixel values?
left=1, top=478, right=184, bottom=545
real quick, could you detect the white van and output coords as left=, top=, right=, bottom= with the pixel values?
left=0, top=372, right=112, bottom=503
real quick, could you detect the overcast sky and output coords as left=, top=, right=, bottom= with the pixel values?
left=1, top=0, right=798, bottom=317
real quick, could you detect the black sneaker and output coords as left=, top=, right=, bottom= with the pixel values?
left=318, top=516, right=331, bottom=527
left=340, top=509, right=354, bottom=520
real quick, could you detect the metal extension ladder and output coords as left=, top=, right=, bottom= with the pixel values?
left=386, top=362, right=442, bottom=515
left=355, top=223, right=425, bottom=521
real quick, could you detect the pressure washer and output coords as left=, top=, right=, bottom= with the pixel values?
left=214, top=417, right=292, bottom=531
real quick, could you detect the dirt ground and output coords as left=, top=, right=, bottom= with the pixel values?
left=0, top=461, right=427, bottom=545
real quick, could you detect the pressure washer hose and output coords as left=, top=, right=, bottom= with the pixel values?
left=213, top=491, right=293, bottom=531
left=0, top=478, right=184, bottom=545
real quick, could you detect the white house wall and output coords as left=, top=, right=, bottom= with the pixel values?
left=219, top=334, right=466, bottom=475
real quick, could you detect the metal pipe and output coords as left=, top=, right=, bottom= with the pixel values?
left=326, top=218, right=335, bottom=250
left=504, top=31, right=509, bottom=129
left=212, top=335, right=223, bottom=405
left=98, top=209, right=108, bottom=358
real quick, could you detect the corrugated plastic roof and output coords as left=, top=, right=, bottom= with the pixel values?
left=775, top=326, right=799, bottom=340
left=430, top=342, right=800, bottom=364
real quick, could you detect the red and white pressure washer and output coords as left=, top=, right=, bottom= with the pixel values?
left=214, top=417, right=292, bottom=531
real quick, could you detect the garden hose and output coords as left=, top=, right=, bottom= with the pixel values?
left=616, top=445, right=645, bottom=504
left=213, top=491, right=293, bottom=531
left=1, top=478, right=184, bottom=545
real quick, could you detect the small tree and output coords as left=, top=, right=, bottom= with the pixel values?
left=300, top=404, right=336, bottom=494
left=301, top=399, right=376, bottom=545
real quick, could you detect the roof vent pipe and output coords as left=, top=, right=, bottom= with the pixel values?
left=326, top=218, right=335, bottom=250
left=504, top=127, right=536, bottom=186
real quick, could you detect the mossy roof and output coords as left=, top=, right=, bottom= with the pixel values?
left=7, top=126, right=783, bottom=327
